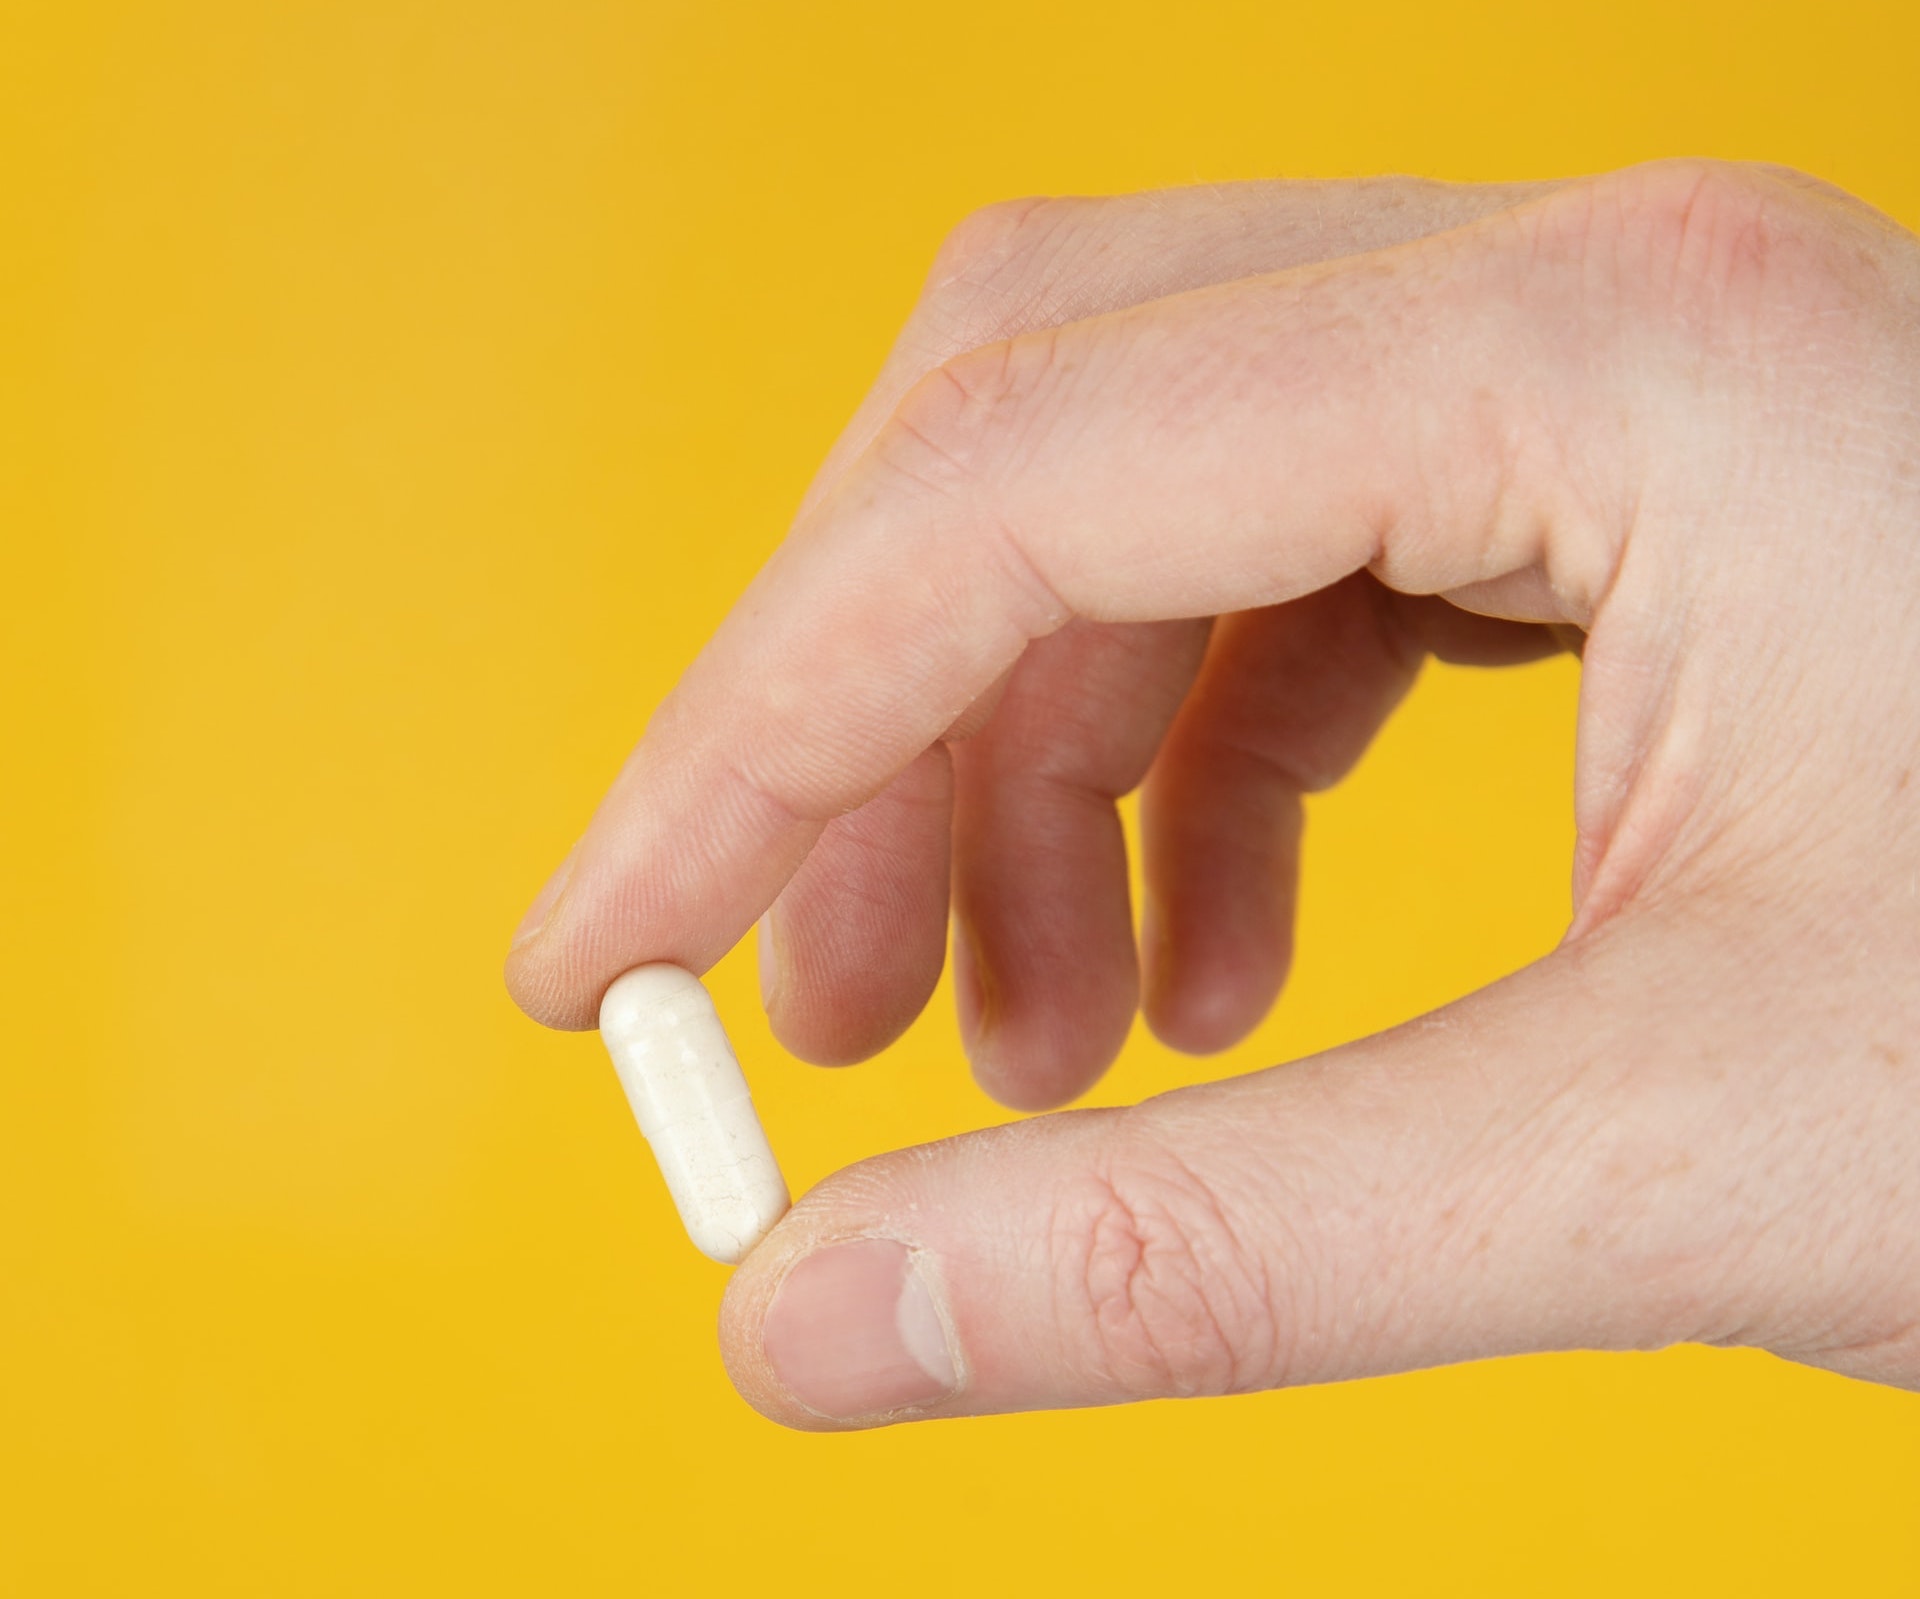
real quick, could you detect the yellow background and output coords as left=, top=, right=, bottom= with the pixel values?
left=5, top=1, right=1917, bottom=1593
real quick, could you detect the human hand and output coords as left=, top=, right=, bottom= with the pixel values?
left=506, top=160, right=1920, bottom=1426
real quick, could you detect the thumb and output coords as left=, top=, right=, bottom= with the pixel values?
left=718, top=917, right=1772, bottom=1428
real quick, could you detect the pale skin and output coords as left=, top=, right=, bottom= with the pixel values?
left=507, top=159, right=1920, bottom=1427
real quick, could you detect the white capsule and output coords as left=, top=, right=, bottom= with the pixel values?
left=598, top=964, right=790, bottom=1265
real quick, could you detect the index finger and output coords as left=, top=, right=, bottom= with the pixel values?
left=506, top=170, right=1643, bottom=1030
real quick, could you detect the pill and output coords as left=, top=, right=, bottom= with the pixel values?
left=598, top=964, right=790, bottom=1264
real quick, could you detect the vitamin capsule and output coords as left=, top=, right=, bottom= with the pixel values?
left=598, top=964, right=790, bottom=1264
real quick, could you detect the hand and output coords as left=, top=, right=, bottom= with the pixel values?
left=506, top=160, right=1920, bottom=1427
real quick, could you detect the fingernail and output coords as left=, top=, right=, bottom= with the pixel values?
left=1139, top=898, right=1173, bottom=1019
left=761, top=1238, right=960, bottom=1420
left=756, top=909, right=784, bottom=1011
left=510, top=846, right=576, bottom=951
left=953, top=915, right=999, bottom=1065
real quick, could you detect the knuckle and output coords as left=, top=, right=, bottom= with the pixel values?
left=1053, top=1136, right=1284, bottom=1400
left=1635, top=157, right=1800, bottom=292
left=918, top=197, right=1100, bottom=358
left=870, top=368, right=978, bottom=498
left=875, top=329, right=1064, bottom=498
left=929, top=196, right=1063, bottom=285
left=1587, top=157, right=1890, bottom=340
left=926, top=197, right=1089, bottom=322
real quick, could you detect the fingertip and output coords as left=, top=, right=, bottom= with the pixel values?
left=762, top=875, right=941, bottom=1065
left=1141, top=901, right=1291, bottom=1056
left=504, top=844, right=604, bottom=1028
left=757, top=753, right=953, bottom=1067
left=960, top=981, right=1135, bottom=1111
left=720, top=1195, right=962, bottom=1432
left=717, top=1336, right=827, bottom=1433
left=1143, top=976, right=1272, bottom=1057
left=1144, top=978, right=1267, bottom=1051
left=768, top=993, right=927, bottom=1068
left=501, top=943, right=602, bottom=1032
left=968, top=1044, right=1086, bottom=1113
left=948, top=829, right=1141, bottom=1110
left=718, top=1230, right=848, bottom=1432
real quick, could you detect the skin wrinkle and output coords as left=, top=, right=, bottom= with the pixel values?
left=1153, top=1142, right=1285, bottom=1393
left=1561, top=538, right=1695, bottom=934
left=924, top=196, right=1064, bottom=326
left=876, top=366, right=996, bottom=498
left=1144, top=1081, right=1373, bottom=1369
left=1153, top=1142, right=1289, bottom=1393
left=713, top=743, right=812, bottom=832
left=1070, top=1145, right=1270, bottom=1401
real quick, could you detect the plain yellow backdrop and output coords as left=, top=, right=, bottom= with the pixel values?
left=5, top=1, right=1918, bottom=1593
